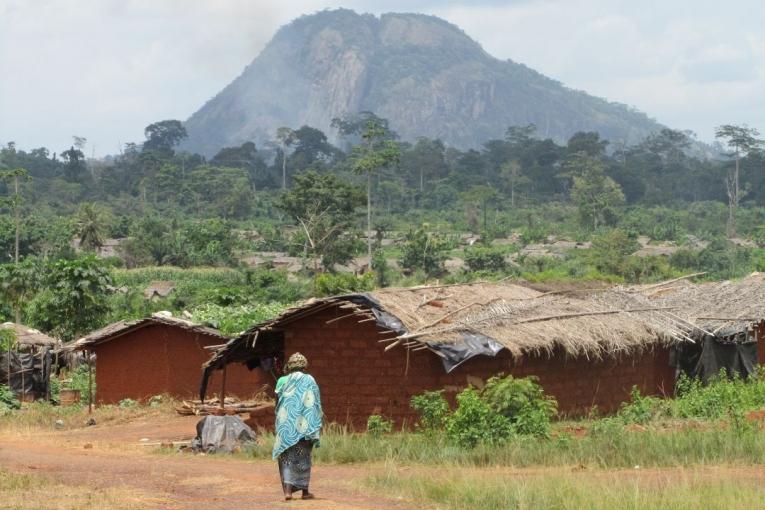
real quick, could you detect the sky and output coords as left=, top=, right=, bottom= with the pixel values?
left=1, top=0, right=763, bottom=157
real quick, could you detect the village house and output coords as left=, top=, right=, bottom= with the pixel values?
left=202, top=278, right=765, bottom=429
left=68, top=313, right=269, bottom=404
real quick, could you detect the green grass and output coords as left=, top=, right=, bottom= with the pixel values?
left=249, top=420, right=765, bottom=469
left=365, top=466, right=765, bottom=510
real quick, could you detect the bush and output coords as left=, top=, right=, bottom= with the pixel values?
left=618, top=386, right=665, bottom=424
left=0, top=384, right=20, bottom=415
left=446, top=388, right=513, bottom=448
left=314, top=272, right=374, bottom=297
left=366, top=415, right=393, bottom=438
left=399, top=229, right=449, bottom=277
left=464, top=246, right=507, bottom=272
left=481, top=374, right=558, bottom=437
left=118, top=398, right=138, bottom=409
left=410, top=390, right=450, bottom=432
left=67, top=364, right=95, bottom=405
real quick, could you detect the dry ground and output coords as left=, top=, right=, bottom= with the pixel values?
left=0, top=413, right=412, bottom=510
left=2, top=410, right=765, bottom=510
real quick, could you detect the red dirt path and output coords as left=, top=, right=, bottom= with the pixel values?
left=0, top=414, right=413, bottom=510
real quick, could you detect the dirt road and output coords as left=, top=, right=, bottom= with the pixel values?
left=0, top=415, right=413, bottom=510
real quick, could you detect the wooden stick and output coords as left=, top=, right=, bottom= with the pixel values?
left=325, top=312, right=367, bottom=324
left=219, top=366, right=227, bottom=410
left=415, top=297, right=502, bottom=332
left=637, top=272, right=707, bottom=293
left=384, top=339, right=402, bottom=351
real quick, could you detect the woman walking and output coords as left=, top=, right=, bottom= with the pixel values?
left=274, top=352, right=323, bottom=501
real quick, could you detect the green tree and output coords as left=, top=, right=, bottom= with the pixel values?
left=278, top=171, right=364, bottom=271
left=76, top=203, right=106, bottom=252
left=0, top=259, right=39, bottom=323
left=61, top=146, right=87, bottom=182
left=0, top=167, right=28, bottom=263
left=143, top=120, right=188, bottom=153
left=715, top=124, right=763, bottom=236
left=400, top=228, right=448, bottom=277
left=276, top=127, right=296, bottom=189
left=569, top=154, right=625, bottom=229
left=349, top=120, right=400, bottom=259
left=37, top=256, right=113, bottom=342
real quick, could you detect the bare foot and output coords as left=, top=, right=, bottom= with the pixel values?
left=301, top=492, right=315, bottom=500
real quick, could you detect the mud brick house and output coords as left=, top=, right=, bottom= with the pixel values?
left=203, top=277, right=765, bottom=429
left=69, top=313, right=269, bottom=404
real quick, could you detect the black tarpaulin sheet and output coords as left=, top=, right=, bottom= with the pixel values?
left=190, top=415, right=257, bottom=453
left=676, top=325, right=758, bottom=383
left=427, top=333, right=506, bottom=373
left=0, top=348, right=51, bottom=399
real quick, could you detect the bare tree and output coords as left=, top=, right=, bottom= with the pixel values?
left=715, top=124, right=763, bottom=236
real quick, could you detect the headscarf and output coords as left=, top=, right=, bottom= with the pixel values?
left=285, top=352, right=308, bottom=373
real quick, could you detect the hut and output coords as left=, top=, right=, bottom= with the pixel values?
left=68, top=313, right=268, bottom=404
left=0, top=323, right=58, bottom=401
left=202, top=281, right=736, bottom=428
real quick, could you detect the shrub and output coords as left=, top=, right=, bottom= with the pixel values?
left=314, top=272, right=374, bottom=297
left=118, top=398, right=138, bottom=409
left=410, top=390, right=450, bottom=432
left=67, top=364, right=95, bottom=405
left=481, top=374, right=558, bottom=437
left=446, top=387, right=513, bottom=448
left=399, top=229, right=449, bottom=277
left=366, top=415, right=393, bottom=438
left=464, top=246, right=507, bottom=272
left=618, top=386, right=664, bottom=424
left=0, top=384, right=20, bottom=415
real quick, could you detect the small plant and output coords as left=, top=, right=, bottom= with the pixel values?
left=366, top=415, right=393, bottom=438
left=410, top=390, right=450, bottom=432
left=463, top=246, right=507, bottom=272
left=118, top=398, right=138, bottom=409
left=148, top=395, right=164, bottom=407
left=481, top=374, right=558, bottom=437
left=619, top=386, right=664, bottom=424
left=314, top=272, right=374, bottom=297
left=0, top=384, right=20, bottom=415
left=446, top=387, right=513, bottom=448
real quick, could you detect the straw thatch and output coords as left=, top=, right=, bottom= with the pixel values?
left=0, top=322, right=58, bottom=347
left=65, top=312, right=227, bottom=352
left=204, top=276, right=765, bottom=371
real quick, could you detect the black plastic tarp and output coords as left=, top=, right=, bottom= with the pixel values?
left=0, top=348, right=52, bottom=399
left=675, top=325, right=759, bottom=383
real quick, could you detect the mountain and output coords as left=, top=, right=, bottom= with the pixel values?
left=183, top=9, right=665, bottom=156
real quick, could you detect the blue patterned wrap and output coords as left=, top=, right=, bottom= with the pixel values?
left=272, top=371, right=323, bottom=460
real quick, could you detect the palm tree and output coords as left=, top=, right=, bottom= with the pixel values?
left=77, top=203, right=105, bottom=252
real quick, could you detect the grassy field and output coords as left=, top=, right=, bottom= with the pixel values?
left=365, top=465, right=765, bottom=510
left=247, top=420, right=765, bottom=469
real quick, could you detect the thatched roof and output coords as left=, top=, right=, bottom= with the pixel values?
left=205, top=275, right=765, bottom=373
left=0, top=323, right=58, bottom=347
left=66, top=312, right=228, bottom=352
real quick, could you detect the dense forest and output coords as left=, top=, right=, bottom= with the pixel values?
left=0, top=114, right=763, bottom=339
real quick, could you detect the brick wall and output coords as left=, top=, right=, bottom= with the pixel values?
left=282, top=305, right=676, bottom=429
left=93, top=324, right=268, bottom=404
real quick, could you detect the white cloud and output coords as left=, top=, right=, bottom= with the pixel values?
left=1, top=0, right=764, bottom=155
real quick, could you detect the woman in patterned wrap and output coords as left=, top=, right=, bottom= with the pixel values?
left=273, top=352, right=322, bottom=501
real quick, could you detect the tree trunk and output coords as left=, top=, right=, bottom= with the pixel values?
left=282, top=147, right=287, bottom=190
left=367, top=172, right=372, bottom=259
left=14, top=175, right=19, bottom=264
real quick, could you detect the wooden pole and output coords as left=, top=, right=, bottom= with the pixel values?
left=87, top=350, right=93, bottom=414
left=219, top=366, right=227, bottom=410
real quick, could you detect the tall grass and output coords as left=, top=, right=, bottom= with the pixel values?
left=365, top=466, right=765, bottom=510
left=249, top=420, right=765, bottom=468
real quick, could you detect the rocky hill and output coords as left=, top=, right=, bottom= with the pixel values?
left=183, top=9, right=664, bottom=156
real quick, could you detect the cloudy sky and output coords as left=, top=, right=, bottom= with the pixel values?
left=1, top=0, right=763, bottom=156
